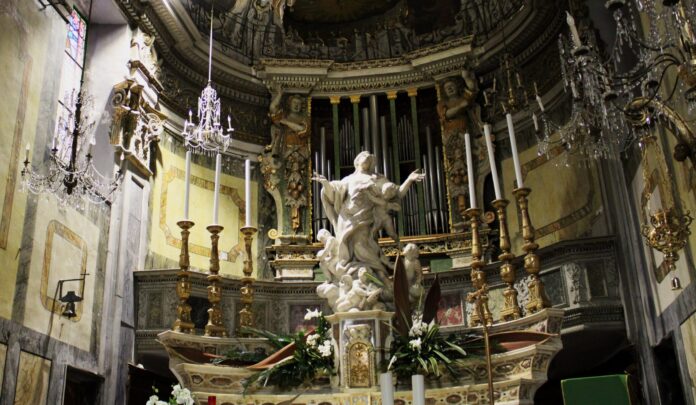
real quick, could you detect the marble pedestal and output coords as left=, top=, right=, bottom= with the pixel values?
left=267, top=243, right=318, bottom=281
left=325, top=310, right=394, bottom=391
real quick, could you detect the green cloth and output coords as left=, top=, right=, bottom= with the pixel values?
left=562, top=374, right=632, bottom=405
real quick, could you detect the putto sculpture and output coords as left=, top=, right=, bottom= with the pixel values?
left=312, top=151, right=424, bottom=312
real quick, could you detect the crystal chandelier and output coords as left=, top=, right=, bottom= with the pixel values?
left=181, top=2, right=233, bottom=154
left=607, top=0, right=696, bottom=109
left=536, top=12, right=634, bottom=164
left=21, top=90, right=123, bottom=209
left=483, top=53, right=529, bottom=117
left=546, top=1, right=696, bottom=162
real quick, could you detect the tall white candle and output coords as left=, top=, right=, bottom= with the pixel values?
left=245, top=159, right=251, bottom=227
left=566, top=11, right=583, bottom=48
left=483, top=125, right=502, bottom=200
left=506, top=113, right=524, bottom=189
left=532, top=112, right=539, bottom=132
left=464, top=132, right=477, bottom=208
left=380, top=372, right=394, bottom=405
left=184, top=150, right=191, bottom=220
left=213, top=152, right=221, bottom=224
left=25, top=143, right=30, bottom=161
left=412, top=374, right=425, bottom=405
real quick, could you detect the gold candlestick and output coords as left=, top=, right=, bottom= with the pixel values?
left=205, top=224, right=227, bottom=337
left=238, top=226, right=257, bottom=335
left=173, top=220, right=195, bottom=334
left=512, top=187, right=549, bottom=313
left=464, top=207, right=493, bottom=326
left=492, top=199, right=521, bottom=321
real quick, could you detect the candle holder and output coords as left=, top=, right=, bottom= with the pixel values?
left=205, top=224, right=227, bottom=337
left=492, top=199, right=521, bottom=321
left=238, top=226, right=257, bottom=335
left=512, top=187, right=549, bottom=313
left=464, top=207, right=493, bottom=326
left=173, top=220, right=196, bottom=334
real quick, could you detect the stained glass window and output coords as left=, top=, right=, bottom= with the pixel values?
left=54, top=9, right=87, bottom=163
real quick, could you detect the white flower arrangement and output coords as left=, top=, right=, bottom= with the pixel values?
left=317, top=339, right=332, bottom=357
left=306, top=333, right=320, bottom=348
left=146, top=396, right=167, bottom=405
left=408, top=316, right=435, bottom=337
left=146, top=384, right=195, bottom=405
left=409, top=337, right=422, bottom=352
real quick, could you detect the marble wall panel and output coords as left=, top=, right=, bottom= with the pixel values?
left=0, top=0, right=62, bottom=319
left=14, top=351, right=51, bottom=405
left=0, top=343, right=6, bottom=391
left=681, top=313, right=696, bottom=402
left=22, top=198, right=99, bottom=352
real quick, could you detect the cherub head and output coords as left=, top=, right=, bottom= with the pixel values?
left=381, top=182, right=399, bottom=200
left=442, top=78, right=460, bottom=99
left=317, top=229, right=332, bottom=244
left=358, top=267, right=369, bottom=283
left=340, top=274, right=353, bottom=291
left=287, top=94, right=304, bottom=113
left=403, top=243, right=419, bottom=259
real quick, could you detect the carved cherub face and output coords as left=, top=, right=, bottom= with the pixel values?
left=443, top=80, right=460, bottom=98
left=317, top=229, right=330, bottom=243
left=382, top=183, right=398, bottom=199
left=340, top=274, right=353, bottom=290
left=358, top=267, right=369, bottom=282
left=288, top=96, right=303, bottom=113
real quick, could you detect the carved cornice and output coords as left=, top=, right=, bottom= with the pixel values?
left=256, top=39, right=475, bottom=96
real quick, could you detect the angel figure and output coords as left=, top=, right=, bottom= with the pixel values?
left=317, top=228, right=340, bottom=282
left=403, top=243, right=424, bottom=303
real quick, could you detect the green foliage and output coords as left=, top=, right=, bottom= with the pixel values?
left=212, top=347, right=268, bottom=366
left=387, top=318, right=469, bottom=380
left=243, top=311, right=335, bottom=393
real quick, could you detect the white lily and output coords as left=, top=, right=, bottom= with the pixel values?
left=304, top=308, right=322, bottom=320
left=409, top=337, right=422, bottom=352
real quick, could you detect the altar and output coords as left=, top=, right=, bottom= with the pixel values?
left=155, top=150, right=562, bottom=405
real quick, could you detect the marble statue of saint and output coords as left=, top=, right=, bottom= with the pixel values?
left=312, top=151, right=424, bottom=312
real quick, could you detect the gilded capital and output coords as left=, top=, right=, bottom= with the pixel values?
left=386, top=91, right=398, bottom=100
left=329, top=96, right=341, bottom=104
left=349, top=94, right=361, bottom=104
left=407, top=88, right=418, bottom=97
